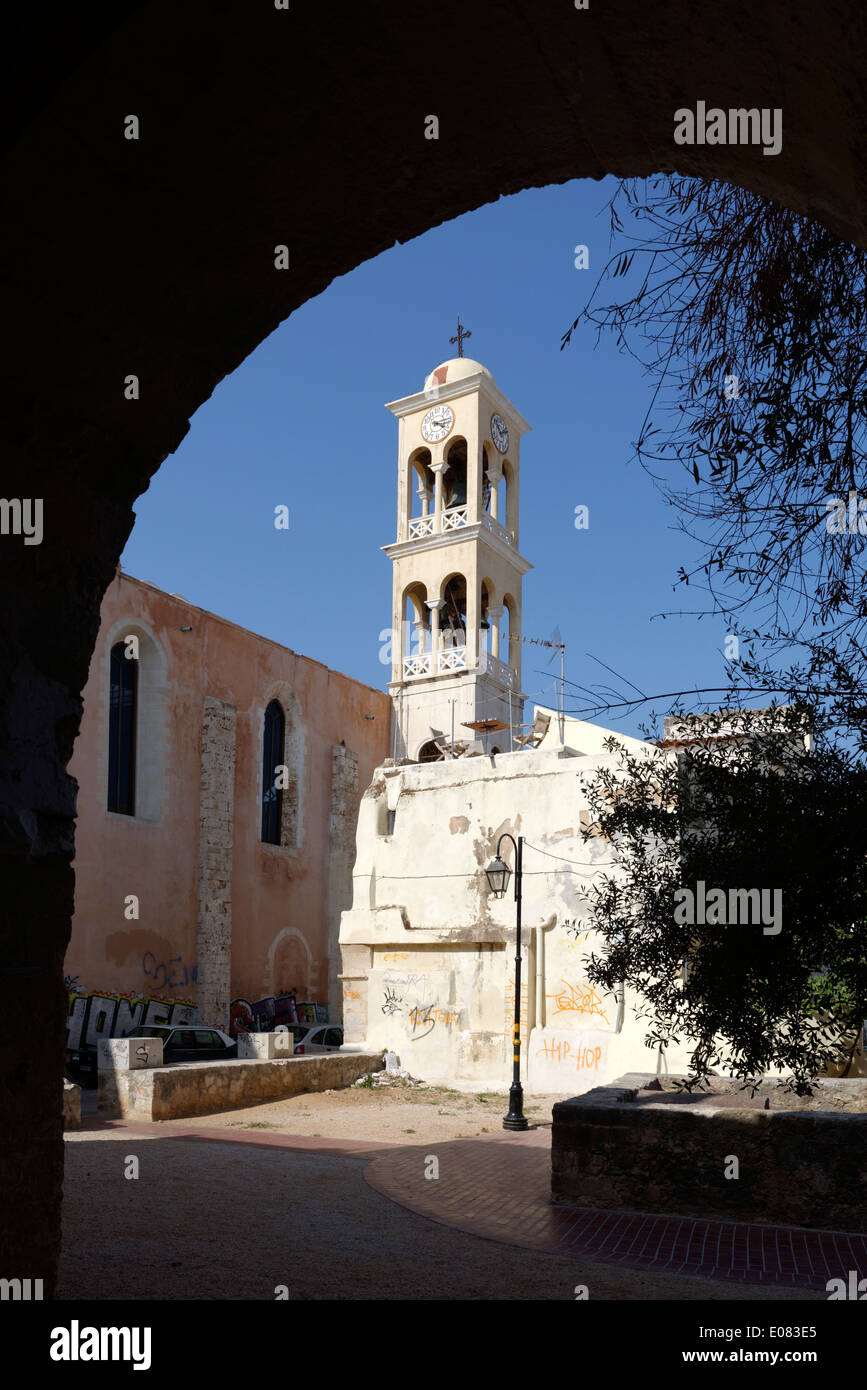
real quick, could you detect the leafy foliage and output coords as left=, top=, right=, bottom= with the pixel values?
left=559, top=178, right=867, bottom=1086
left=578, top=707, right=867, bottom=1092
left=563, top=176, right=867, bottom=748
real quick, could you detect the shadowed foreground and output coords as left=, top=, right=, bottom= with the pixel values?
left=60, top=1129, right=824, bottom=1301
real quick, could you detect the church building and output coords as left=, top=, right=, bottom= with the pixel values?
left=63, top=349, right=693, bottom=1092
left=64, top=573, right=391, bottom=1053
left=339, top=353, right=697, bottom=1091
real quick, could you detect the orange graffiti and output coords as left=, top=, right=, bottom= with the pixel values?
left=503, top=978, right=529, bottom=1035
left=551, top=978, right=609, bottom=1024
left=535, top=1037, right=603, bottom=1072
left=382, top=952, right=409, bottom=964
left=408, top=1005, right=460, bottom=1029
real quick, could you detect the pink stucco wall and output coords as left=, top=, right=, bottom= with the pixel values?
left=66, top=573, right=390, bottom=1021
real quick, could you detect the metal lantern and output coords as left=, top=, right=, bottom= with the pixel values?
left=485, top=854, right=511, bottom=899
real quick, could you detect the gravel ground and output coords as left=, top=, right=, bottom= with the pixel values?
left=150, top=1081, right=563, bottom=1143
left=59, top=1083, right=824, bottom=1301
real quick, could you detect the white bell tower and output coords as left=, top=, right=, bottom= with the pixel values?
left=383, top=351, right=532, bottom=760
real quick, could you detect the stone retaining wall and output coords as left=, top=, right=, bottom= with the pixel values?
left=63, top=1078, right=80, bottom=1130
left=99, top=1051, right=384, bottom=1122
left=552, top=1074, right=867, bottom=1232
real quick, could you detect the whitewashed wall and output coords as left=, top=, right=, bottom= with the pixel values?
left=339, top=712, right=696, bottom=1090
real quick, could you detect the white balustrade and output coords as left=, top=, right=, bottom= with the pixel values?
left=402, top=653, right=432, bottom=678
left=438, top=646, right=467, bottom=673
left=481, top=512, right=514, bottom=546
left=485, top=654, right=516, bottom=689
left=441, top=506, right=468, bottom=532
left=408, top=515, right=435, bottom=539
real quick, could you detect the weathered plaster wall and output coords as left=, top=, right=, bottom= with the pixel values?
left=342, top=710, right=867, bottom=1089
left=339, top=729, right=696, bottom=1088
left=67, top=575, right=391, bottom=1030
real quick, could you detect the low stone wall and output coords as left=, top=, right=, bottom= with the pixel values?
left=63, top=1078, right=81, bottom=1130
left=552, top=1074, right=867, bottom=1232
left=99, top=1051, right=385, bottom=1121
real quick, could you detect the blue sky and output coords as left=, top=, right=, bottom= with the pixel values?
left=121, top=177, right=728, bottom=738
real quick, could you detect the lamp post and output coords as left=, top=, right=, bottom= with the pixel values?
left=485, top=833, right=528, bottom=1131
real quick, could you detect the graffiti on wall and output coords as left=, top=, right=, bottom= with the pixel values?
left=66, top=990, right=197, bottom=1051
left=227, top=993, right=328, bottom=1036
left=408, top=1005, right=461, bottom=1038
left=550, top=978, right=610, bottom=1025
left=535, top=1036, right=605, bottom=1073
left=527, top=1030, right=609, bottom=1092
left=142, top=951, right=197, bottom=991
left=381, top=986, right=403, bottom=1017
left=380, top=974, right=462, bottom=1042
left=503, top=977, right=529, bottom=1037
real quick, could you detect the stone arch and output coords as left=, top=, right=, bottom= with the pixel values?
left=501, top=459, right=517, bottom=541
left=502, top=593, right=519, bottom=681
left=484, top=450, right=507, bottom=527
left=408, top=446, right=434, bottom=522
left=401, top=580, right=430, bottom=669
left=5, top=0, right=867, bottom=1295
left=443, top=436, right=468, bottom=511
left=440, top=572, right=468, bottom=649
left=267, top=927, right=314, bottom=999
left=480, top=576, right=497, bottom=655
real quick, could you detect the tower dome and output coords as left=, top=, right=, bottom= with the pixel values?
left=423, top=357, right=495, bottom=393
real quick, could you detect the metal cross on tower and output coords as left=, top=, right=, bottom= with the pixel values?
left=450, top=317, right=471, bottom=357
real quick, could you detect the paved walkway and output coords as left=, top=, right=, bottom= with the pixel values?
left=363, top=1127, right=867, bottom=1291
left=67, top=1122, right=776, bottom=1301
left=74, top=1115, right=862, bottom=1294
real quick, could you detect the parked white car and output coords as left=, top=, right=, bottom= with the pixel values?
left=287, top=1024, right=343, bottom=1055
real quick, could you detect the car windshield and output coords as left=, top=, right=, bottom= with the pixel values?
left=135, top=1026, right=172, bottom=1037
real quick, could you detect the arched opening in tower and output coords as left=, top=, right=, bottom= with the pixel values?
left=443, top=439, right=467, bottom=511
left=441, top=574, right=467, bottom=649
left=409, top=448, right=434, bottom=522
left=402, top=582, right=431, bottom=667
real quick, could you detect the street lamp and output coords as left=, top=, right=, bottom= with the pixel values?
left=485, top=833, right=528, bottom=1131
left=484, top=855, right=510, bottom=898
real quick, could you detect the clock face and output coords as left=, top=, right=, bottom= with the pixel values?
left=491, top=413, right=509, bottom=453
left=421, top=404, right=454, bottom=443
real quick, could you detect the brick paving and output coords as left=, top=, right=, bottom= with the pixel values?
left=79, top=1114, right=862, bottom=1292
left=363, top=1127, right=867, bottom=1291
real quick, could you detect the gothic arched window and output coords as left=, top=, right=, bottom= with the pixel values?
left=262, top=700, right=286, bottom=844
left=108, top=640, right=137, bottom=814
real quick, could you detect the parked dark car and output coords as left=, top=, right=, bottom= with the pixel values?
left=134, top=1024, right=238, bottom=1062
left=66, top=1047, right=98, bottom=1087
left=66, top=1023, right=237, bottom=1086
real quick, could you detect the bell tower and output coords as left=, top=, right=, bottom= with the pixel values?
left=383, top=353, right=532, bottom=760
